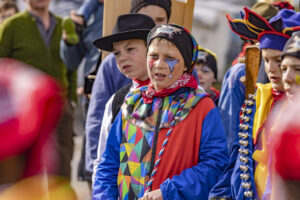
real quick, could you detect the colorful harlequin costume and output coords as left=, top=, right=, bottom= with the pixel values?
left=209, top=8, right=300, bottom=200
left=92, top=24, right=229, bottom=200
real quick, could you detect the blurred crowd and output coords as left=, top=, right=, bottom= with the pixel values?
left=0, top=0, right=300, bottom=200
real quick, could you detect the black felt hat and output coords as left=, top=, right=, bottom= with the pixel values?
left=130, top=0, right=172, bottom=21
left=93, top=14, right=156, bottom=51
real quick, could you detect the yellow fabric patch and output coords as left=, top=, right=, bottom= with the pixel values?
left=252, top=83, right=273, bottom=144
left=252, top=83, right=273, bottom=199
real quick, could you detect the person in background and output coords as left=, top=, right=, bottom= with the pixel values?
left=209, top=8, right=300, bottom=200
left=259, top=32, right=300, bottom=200
left=0, top=0, right=77, bottom=182
left=93, top=24, right=228, bottom=200
left=269, top=94, right=300, bottom=200
left=60, top=0, right=104, bottom=93
left=217, top=2, right=279, bottom=152
left=267, top=31, right=300, bottom=200
left=0, top=0, right=18, bottom=24
left=59, top=0, right=104, bottom=187
left=195, top=47, right=219, bottom=104
left=84, top=0, right=172, bottom=185
left=280, top=31, right=300, bottom=102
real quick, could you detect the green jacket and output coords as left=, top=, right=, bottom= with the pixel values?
left=0, top=11, right=76, bottom=101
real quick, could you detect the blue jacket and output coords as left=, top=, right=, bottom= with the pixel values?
left=77, top=0, right=101, bottom=22
left=60, top=2, right=103, bottom=79
left=85, top=53, right=131, bottom=172
left=218, top=63, right=245, bottom=152
left=92, top=95, right=228, bottom=200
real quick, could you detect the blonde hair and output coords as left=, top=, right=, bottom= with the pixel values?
left=197, top=45, right=218, bottom=61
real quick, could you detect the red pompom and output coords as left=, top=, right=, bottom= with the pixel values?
left=274, top=127, right=300, bottom=180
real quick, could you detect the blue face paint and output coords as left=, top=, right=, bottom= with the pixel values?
left=165, top=59, right=179, bottom=78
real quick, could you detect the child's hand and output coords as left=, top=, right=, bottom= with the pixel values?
left=139, top=189, right=163, bottom=200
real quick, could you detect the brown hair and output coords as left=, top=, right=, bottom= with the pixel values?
left=0, top=0, right=19, bottom=14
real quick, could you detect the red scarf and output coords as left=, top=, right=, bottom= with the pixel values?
left=272, top=89, right=285, bottom=102
left=142, top=73, right=198, bottom=104
left=133, top=78, right=150, bottom=87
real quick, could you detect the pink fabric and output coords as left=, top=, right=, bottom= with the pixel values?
left=0, top=58, right=63, bottom=177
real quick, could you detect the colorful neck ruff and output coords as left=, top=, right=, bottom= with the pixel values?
left=142, top=73, right=198, bottom=104
left=122, top=84, right=206, bottom=132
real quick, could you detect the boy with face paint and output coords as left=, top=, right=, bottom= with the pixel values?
left=209, top=8, right=300, bottom=200
left=84, top=0, right=173, bottom=180
left=93, top=24, right=228, bottom=200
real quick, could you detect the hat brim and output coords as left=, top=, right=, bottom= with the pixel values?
left=93, top=29, right=151, bottom=51
left=282, top=52, right=300, bottom=60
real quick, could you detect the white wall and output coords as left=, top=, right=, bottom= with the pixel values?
left=192, top=0, right=245, bottom=80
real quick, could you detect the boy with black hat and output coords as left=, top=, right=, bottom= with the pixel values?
left=91, top=13, right=155, bottom=185
left=84, top=0, right=173, bottom=181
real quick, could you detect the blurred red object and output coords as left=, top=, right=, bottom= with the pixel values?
left=0, top=58, right=63, bottom=177
left=273, top=127, right=300, bottom=180
left=272, top=1, right=295, bottom=11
